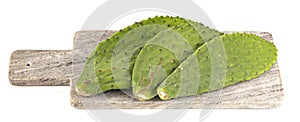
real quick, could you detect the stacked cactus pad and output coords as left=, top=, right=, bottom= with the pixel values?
left=75, top=16, right=277, bottom=100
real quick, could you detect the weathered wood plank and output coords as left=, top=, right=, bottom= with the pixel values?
left=8, top=30, right=283, bottom=108
left=70, top=31, right=283, bottom=109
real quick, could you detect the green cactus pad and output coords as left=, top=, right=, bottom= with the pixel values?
left=76, top=16, right=190, bottom=96
left=132, top=21, right=222, bottom=100
left=157, top=33, right=278, bottom=100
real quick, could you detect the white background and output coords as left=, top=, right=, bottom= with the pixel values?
left=0, top=0, right=299, bottom=121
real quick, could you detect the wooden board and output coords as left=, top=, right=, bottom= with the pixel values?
left=70, top=31, right=283, bottom=109
left=8, top=30, right=283, bottom=109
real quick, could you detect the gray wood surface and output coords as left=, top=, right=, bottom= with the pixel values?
left=9, top=50, right=72, bottom=86
left=8, top=30, right=283, bottom=109
left=70, top=31, right=283, bottom=109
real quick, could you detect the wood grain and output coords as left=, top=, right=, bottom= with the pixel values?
left=9, top=50, right=72, bottom=86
